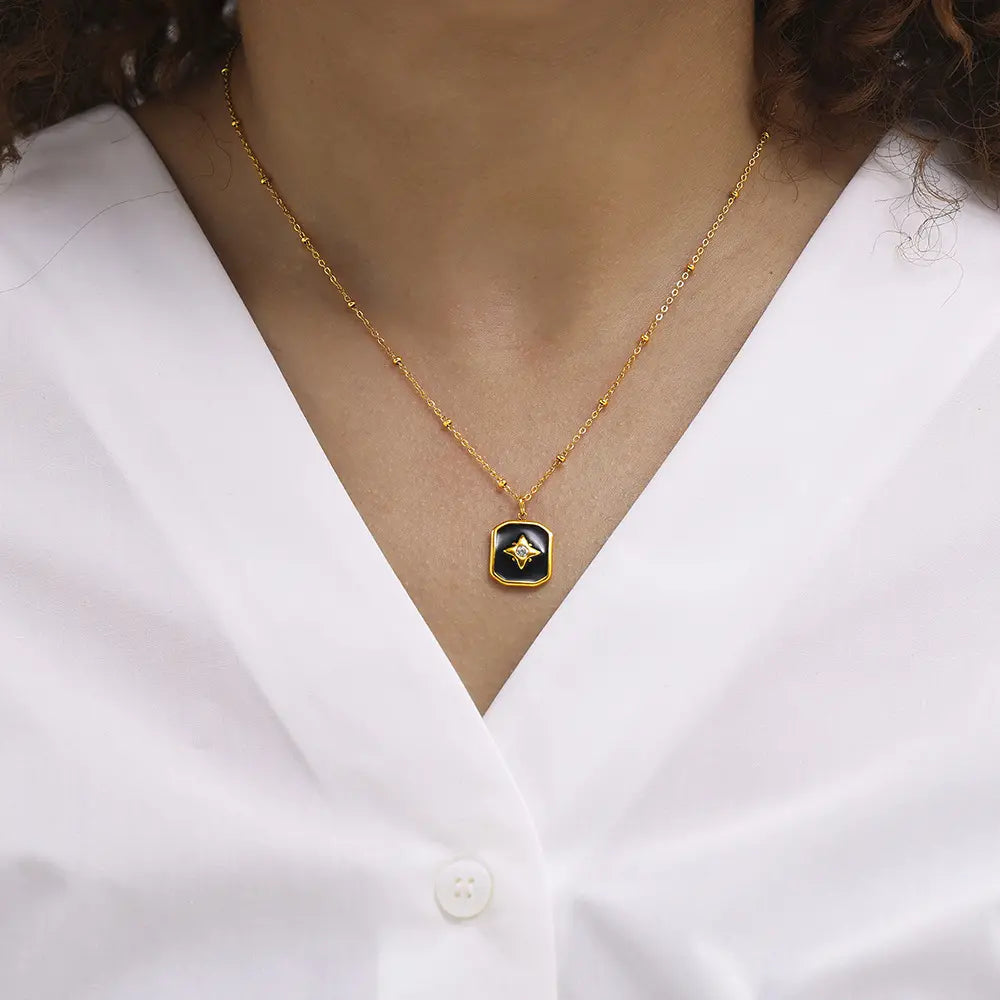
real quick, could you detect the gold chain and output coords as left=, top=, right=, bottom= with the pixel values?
left=222, top=45, right=769, bottom=519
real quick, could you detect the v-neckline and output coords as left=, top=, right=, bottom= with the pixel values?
left=31, top=103, right=989, bottom=848
left=33, top=107, right=955, bottom=803
left=16, top=108, right=1000, bottom=952
left=103, top=108, right=887, bottom=731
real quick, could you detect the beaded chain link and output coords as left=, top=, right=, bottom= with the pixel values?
left=222, top=45, right=770, bottom=519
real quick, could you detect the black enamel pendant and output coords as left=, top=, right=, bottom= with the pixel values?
left=490, top=520, right=553, bottom=587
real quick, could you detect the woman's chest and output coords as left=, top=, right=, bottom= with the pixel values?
left=5, top=108, right=1000, bottom=998
left=4, top=344, right=999, bottom=999
left=7, top=214, right=1000, bottom=999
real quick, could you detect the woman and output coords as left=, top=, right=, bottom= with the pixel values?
left=2, top=1, right=999, bottom=997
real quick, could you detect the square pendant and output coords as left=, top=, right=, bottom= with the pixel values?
left=490, top=520, right=553, bottom=587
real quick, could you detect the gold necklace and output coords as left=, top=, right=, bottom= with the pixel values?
left=222, top=45, right=769, bottom=589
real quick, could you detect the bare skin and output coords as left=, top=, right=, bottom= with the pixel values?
left=133, top=0, right=873, bottom=714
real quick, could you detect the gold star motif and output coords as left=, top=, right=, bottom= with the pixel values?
left=504, top=534, right=542, bottom=570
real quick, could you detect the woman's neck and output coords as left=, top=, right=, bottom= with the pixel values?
left=230, top=0, right=762, bottom=339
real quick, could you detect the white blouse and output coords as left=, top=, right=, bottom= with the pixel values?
left=2, top=106, right=1000, bottom=1000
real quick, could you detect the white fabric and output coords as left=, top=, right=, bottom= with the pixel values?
left=2, top=105, right=1000, bottom=1000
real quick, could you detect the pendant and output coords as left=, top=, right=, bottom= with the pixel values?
left=490, top=520, right=553, bottom=587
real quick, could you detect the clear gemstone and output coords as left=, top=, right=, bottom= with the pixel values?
left=514, top=544, right=529, bottom=558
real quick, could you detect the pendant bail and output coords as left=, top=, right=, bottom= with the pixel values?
left=518, top=496, right=527, bottom=519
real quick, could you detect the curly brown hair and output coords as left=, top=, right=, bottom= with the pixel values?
left=2, top=1, right=1000, bottom=184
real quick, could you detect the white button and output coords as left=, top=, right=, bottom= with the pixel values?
left=434, top=858, right=493, bottom=919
